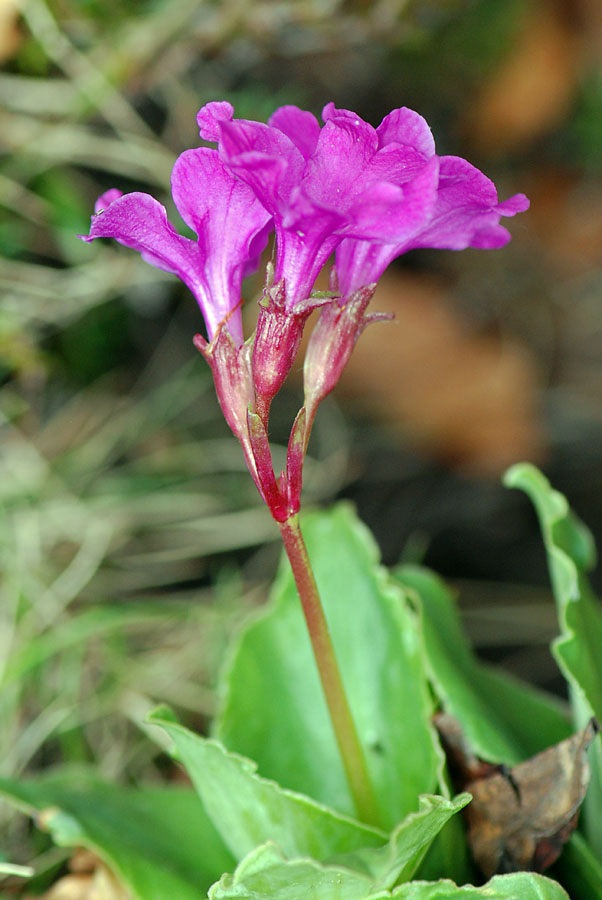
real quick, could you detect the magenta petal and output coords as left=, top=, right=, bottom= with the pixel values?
left=301, top=117, right=378, bottom=211
left=335, top=152, right=528, bottom=293
left=343, top=181, right=408, bottom=238
left=273, top=229, right=341, bottom=303
left=197, top=100, right=234, bottom=141
left=218, top=118, right=304, bottom=213
left=196, top=99, right=529, bottom=312
left=171, top=147, right=271, bottom=253
left=282, top=183, right=347, bottom=233
left=405, top=156, right=526, bottom=252
left=171, top=147, right=272, bottom=341
left=268, top=105, right=321, bottom=159
left=83, top=192, right=202, bottom=278
left=243, top=220, right=274, bottom=278
left=335, top=160, right=440, bottom=293
left=321, top=102, right=367, bottom=124
left=94, top=189, right=123, bottom=214
left=83, top=191, right=235, bottom=334
left=171, top=147, right=222, bottom=234
left=437, top=155, right=498, bottom=205
left=469, top=224, right=512, bottom=249
left=496, top=193, right=530, bottom=215
left=218, top=118, right=283, bottom=157
left=221, top=149, right=290, bottom=215
left=349, top=155, right=440, bottom=242
left=336, top=239, right=394, bottom=296
left=363, top=141, right=434, bottom=186
left=376, top=107, right=435, bottom=157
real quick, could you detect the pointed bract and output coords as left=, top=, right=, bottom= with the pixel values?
left=285, top=407, right=307, bottom=514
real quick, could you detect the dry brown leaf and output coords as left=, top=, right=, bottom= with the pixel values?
left=435, top=713, right=600, bottom=877
left=27, top=850, right=134, bottom=900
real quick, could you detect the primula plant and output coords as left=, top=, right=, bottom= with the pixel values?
left=1, top=102, right=601, bottom=900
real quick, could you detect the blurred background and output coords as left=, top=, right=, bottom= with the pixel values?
left=1, top=0, right=601, bottom=878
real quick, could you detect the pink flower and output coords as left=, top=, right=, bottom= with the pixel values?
left=82, top=100, right=530, bottom=522
left=197, top=101, right=441, bottom=308
left=81, top=148, right=272, bottom=346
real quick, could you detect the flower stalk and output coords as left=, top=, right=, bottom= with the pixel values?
left=278, top=513, right=379, bottom=826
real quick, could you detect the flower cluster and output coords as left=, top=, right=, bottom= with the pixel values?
left=83, top=101, right=529, bottom=522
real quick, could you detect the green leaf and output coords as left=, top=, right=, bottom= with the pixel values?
left=0, top=769, right=233, bottom=900
left=208, top=843, right=382, bottom=900
left=503, top=464, right=600, bottom=713
left=414, top=812, right=473, bottom=885
left=394, top=565, right=571, bottom=765
left=553, top=833, right=602, bottom=900
left=335, top=793, right=471, bottom=889
left=214, top=504, right=440, bottom=829
left=152, top=712, right=469, bottom=891
left=149, top=712, right=386, bottom=862
left=209, top=845, right=569, bottom=900
left=391, top=872, right=570, bottom=898
left=504, top=462, right=602, bottom=856
left=151, top=715, right=472, bottom=897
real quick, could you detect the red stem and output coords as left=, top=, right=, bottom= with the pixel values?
left=278, top=514, right=378, bottom=825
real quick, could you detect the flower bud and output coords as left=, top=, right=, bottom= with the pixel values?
left=252, top=279, right=326, bottom=422
left=303, top=284, right=390, bottom=427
